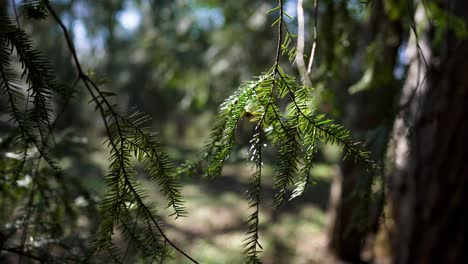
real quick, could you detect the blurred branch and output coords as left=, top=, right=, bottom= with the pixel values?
left=274, top=0, right=284, bottom=68
left=296, top=0, right=312, bottom=87
left=43, top=2, right=198, bottom=263
left=11, top=0, right=20, bottom=26
left=306, top=0, right=318, bottom=75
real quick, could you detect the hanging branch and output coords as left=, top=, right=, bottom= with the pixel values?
left=274, top=0, right=283, bottom=69
left=1, top=0, right=379, bottom=262
left=295, top=0, right=318, bottom=84
left=176, top=0, right=375, bottom=260
left=43, top=2, right=196, bottom=263
left=243, top=125, right=263, bottom=263
left=295, top=0, right=312, bottom=87
left=307, top=0, right=318, bottom=74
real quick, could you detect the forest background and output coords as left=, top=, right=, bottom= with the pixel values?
left=0, top=0, right=467, bottom=263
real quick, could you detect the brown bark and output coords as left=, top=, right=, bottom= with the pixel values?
left=328, top=159, right=371, bottom=262
left=388, top=1, right=468, bottom=263
left=327, top=1, right=402, bottom=262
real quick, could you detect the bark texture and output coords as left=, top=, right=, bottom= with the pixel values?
left=388, top=1, right=468, bottom=263
left=327, top=1, right=402, bottom=261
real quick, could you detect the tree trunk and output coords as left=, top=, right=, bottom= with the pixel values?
left=388, top=1, right=468, bottom=263
left=327, top=1, right=402, bottom=262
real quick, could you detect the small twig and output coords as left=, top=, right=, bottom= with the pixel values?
left=11, top=0, right=20, bottom=26
left=306, top=0, right=318, bottom=75
left=274, top=0, right=284, bottom=68
left=296, top=0, right=312, bottom=87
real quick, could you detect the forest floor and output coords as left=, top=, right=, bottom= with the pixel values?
left=151, top=163, right=337, bottom=264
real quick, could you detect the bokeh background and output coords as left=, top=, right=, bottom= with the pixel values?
left=1, top=0, right=422, bottom=263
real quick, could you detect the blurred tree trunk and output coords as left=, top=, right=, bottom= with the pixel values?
left=327, top=1, right=402, bottom=262
left=387, top=1, right=468, bottom=263
left=0, top=1, right=7, bottom=16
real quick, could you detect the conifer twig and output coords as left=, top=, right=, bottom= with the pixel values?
left=44, top=2, right=197, bottom=263
left=274, top=0, right=284, bottom=68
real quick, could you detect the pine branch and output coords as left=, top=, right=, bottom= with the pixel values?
left=277, top=71, right=376, bottom=169
left=0, top=38, right=29, bottom=174
left=243, top=125, right=263, bottom=264
left=119, top=112, right=186, bottom=218
left=120, top=208, right=167, bottom=262
left=203, top=77, right=262, bottom=178
left=291, top=127, right=317, bottom=200
left=44, top=3, right=196, bottom=262
left=176, top=117, right=227, bottom=177
left=273, top=122, right=301, bottom=206
left=0, top=18, right=65, bottom=175
left=3, top=17, right=66, bottom=149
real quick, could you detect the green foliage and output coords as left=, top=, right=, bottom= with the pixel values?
left=93, top=109, right=186, bottom=261
left=175, top=2, right=376, bottom=262
left=243, top=126, right=263, bottom=264
left=1, top=16, right=97, bottom=262
left=1, top=1, right=378, bottom=263
left=1, top=14, right=189, bottom=262
left=179, top=64, right=375, bottom=262
left=203, top=78, right=258, bottom=178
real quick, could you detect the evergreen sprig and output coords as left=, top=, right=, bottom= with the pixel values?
left=188, top=69, right=374, bottom=263
left=1, top=16, right=98, bottom=263
left=178, top=75, right=271, bottom=179
left=181, top=8, right=376, bottom=258
left=89, top=100, right=189, bottom=262
left=1, top=6, right=198, bottom=262
left=0, top=37, right=29, bottom=170
left=119, top=112, right=186, bottom=218
left=203, top=78, right=262, bottom=178
left=243, top=125, right=263, bottom=264
left=1, top=0, right=379, bottom=262
left=0, top=17, right=68, bottom=178
left=273, top=122, right=301, bottom=206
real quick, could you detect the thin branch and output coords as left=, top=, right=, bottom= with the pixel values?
left=244, top=124, right=263, bottom=261
left=11, top=0, right=20, bottom=26
left=306, top=0, right=318, bottom=74
left=296, top=0, right=312, bottom=87
left=44, top=2, right=197, bottom=263
left=274, top=0, right=284, bottom=68
left=123, top=175, right=199, bottom=263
